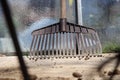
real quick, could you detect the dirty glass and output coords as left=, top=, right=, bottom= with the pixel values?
left=78, top=0, right=120, bottom=51
left=0, top=0, right=76, bottom=54
left=0, top=4, right=15, bottom=55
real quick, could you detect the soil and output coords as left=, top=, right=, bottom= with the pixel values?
left=0, top=53, right=120, bottom=80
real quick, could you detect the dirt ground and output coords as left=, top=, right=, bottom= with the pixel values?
left=0, top=53, right=120, bottom=80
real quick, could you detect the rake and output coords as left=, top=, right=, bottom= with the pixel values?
left=29, top=0, right=102, bottom=60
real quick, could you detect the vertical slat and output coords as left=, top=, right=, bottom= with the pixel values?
left=58, top=33, right=60, bottom=56
left=46, top=34, right=50, bottom=55
left=68, top=33, right=71, bottom=56
left=44, top=34, right=48, bottom=58
left=73, top=33, right=76, bottom=56
left=56, top=33, right=58, bottom=57
left=91, top=33, right=97, bottom=54
left=70, top=33, right=74, bottom=56
left=40, top=35, right=45, bottom=58
left=95, top=32, right=102, bottom=54
left=48, top=34, right=51, bottom=57
left=93, top=34, right=97, bottom=53
left=84, top=35, right=89, bottom=54
left=36, top=35, right=41, bottom=60
left=87, top=34, right=92, bottom=54
left=61, top=32, right=63, bottom=56
left=32, top=35, right=38, bottom=60
left=59, top=32, right=62, bottom=57
left=63, top=32, right=65, bottom=56
left=50, top=34, right=53, bottom=56
left=76, top=33, right=80, bottom=55
left=52, top=33, right=54, bottom=57
left=42, top=34, right=46, bottom=58
left=80, top=33, right=86, bottom=54
left=66, top=32, right=69, bottom=56
left=78, top=33, right=82, bottom=54
left=30, top=35, right=35, bottom=59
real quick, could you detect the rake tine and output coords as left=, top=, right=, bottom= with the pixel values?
left=72, top=33, right=75, bottom=56
left=72, top=33, right=75, bottom=55
left=66, top=32, right=68, bottom=56
left=91, top=33, right=96, bottom=54
left=95, top=32, right=102, bottom=54
left=75, top=33, right=79, bottom=55
left=61, top=32, right=63, bottom=56
left=88, top=34, right=93, bottom=54
left=78, top=33, right=82, bottom=55
left=46, top=34, right=49, bottom=56
left=81, top=33, right=86, bottom=54
left=43, top=34, right=46, bottom=58
left=59, top=32, right=62, bottom=57
left=44, top=34, right=48, bottom=58
left=32, top=35, right=38, bottom=60
left=63, top=32, right=66, bottom=56
left=30, top=36, right=35, bottom=59
left=69, top=33, right=73, bottom=56
left=38, top=35, right=42, bottom=59
left=56, top=33, right=58, bottom=58
left=35, top=35, right=41, bottom=60
left=85, top=34, right=90, bottom=54
left=29, top=35, right=35, bottom=59
left=86, top=35, right=89, bottom=54
left=52, top=33, right=54, bottom=57
left=73, top=33, right=76, bottom=56
left=48, top=34, right=51, bottom=58
left=40, top=35, right=45, bottom=58
left=93, top=33, right=98, bottom=53
left=67, top=33, right=70, bottom=56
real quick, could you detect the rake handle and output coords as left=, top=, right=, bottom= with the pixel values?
left=61, top=0, right=66, bottom=18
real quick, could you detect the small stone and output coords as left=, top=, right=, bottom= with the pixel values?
left=84, top=57, right=89, bottom=60
left=78, top=78, right=82, bottom=80
left=108, top=69, right=120, bottom=76
left=108, top=71, right=113, bottom=76
left=115, top=69, right=120, bottom=74
left=72, top=72, right=82, bottom=78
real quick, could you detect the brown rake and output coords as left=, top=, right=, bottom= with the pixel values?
left=29, top=0, right=102, bottom=60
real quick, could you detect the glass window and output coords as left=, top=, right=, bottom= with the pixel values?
left=78, top=0, right=120, bottom=47
left=0, top=0, right=76, bottom=54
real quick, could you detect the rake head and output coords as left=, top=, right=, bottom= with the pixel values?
left=29, top=18, right=102, bottom=60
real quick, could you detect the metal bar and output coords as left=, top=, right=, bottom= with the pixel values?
left=44, top=34, right=48, bottom=58
left=79, top=33, right=82, bottom=54
left=52, top=33, right=54, bottom=57
left=59, top=32, right=62, bottom=57
left=73, top=33, right=76, bottom=56
left=0, top=1, right=30, bottom=80
left=91, top=33, right=96, bottom=54
left=87, top=34, right=92, bottom=54
left=48, top=34, right=51, bottom=57
left=36, top=35, right=41, bottom=60
left=29, top=35, right=35, bottom=59
left=66, top=32, right=68, bottom=56
left=81, top=33, right=86, bottom=54
left=39, top=35, right=43, bottom=59
left=95, top=32, right=102, bottom=54
left=70, top=33, right=74, bottom=56
left=76, top=33, right=80, bottom=55
left=56, top=33, right=58, bottom=57
left=61, top=32, right=63, bottom=56
left=41, top=35, right=45, bottom=58
left=32, top=35, right=38, bottom=60
left=63, top=32, right=65, bottom=56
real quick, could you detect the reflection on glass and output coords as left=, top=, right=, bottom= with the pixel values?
left=0, top=0, right=77, bottom=53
